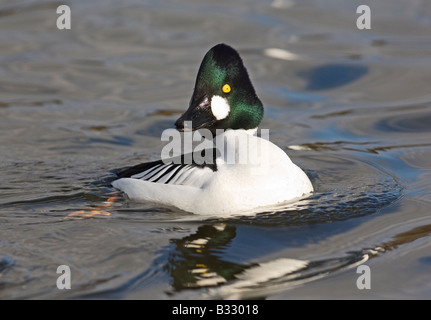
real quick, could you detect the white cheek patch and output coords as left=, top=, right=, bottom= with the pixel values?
left=211, top=95, right=230, bottom=120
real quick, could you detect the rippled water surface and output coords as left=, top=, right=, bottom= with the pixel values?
left=1, top=0, right=431, bottom=299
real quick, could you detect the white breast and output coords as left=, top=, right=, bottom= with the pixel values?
left=191, top=130, right=313, bottom=215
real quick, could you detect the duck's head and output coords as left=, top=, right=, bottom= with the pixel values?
left=175, top=43, right=263, bottom=134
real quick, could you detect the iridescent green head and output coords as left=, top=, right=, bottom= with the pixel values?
left=175, top=43, right=264, bottom=133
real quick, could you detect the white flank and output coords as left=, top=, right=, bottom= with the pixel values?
left=211, top=95, right=230, bottom=120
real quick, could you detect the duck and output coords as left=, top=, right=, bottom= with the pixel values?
left=112, top=43, right=313, bottom=216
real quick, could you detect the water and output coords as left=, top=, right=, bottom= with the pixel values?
left=1, top=0, right=431, bottom=299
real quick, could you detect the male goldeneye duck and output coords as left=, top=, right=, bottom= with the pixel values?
left=112, top=43, right=313, bottom=215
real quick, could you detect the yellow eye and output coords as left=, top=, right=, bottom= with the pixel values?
left=222, top=84, right=231, bottom=93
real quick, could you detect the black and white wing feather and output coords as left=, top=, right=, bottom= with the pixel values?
left=114, top=148, right=219, bottom=188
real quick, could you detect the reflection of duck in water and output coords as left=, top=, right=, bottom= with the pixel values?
left=165, top=223, right=308, bottom=297
left=165, top=223, right=365, bottom=299
left=166, top=224, right=245, bottom=290
left=165, top=222, right=431, bottom=299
